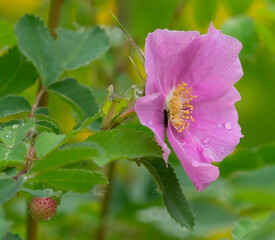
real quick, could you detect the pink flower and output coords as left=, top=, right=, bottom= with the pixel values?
left=135, top=23, right=243, bottom=192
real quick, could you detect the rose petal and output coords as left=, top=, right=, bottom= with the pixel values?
left=145, top=29, right=200, bottom=95
left=185, top=23, right=243, bottom=102
left=166, top=123, right=219, bottom=191
left=135, top=93, right=170, bottom=162
left=189, top=87, right=243, bottom=162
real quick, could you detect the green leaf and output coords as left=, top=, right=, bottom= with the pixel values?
left=193, top=0, right=218, bottom=27
left=35, top=132, right=64, bottom=158
left=21, top=187, right=62, bottom=198
left=1, top=232, right=22, bottom=240
left=14, top=14, right=63, bottom=86
left=48, top=78, right=98, bottom=120
left=0, top=19, right=17, bottom=50
left=86, top=128, right=162, bottom=166
left=0, top=176, right=24, bottom=204
left=232, top=218, right=261, bottom=240
left=57, top=26, right=110, bottom=70
left=15, top=14, right=109, bottom=86
left=2, top=142, right=27, bottom=162
left=218, top=142, right=275, bottom=177
left=0, top=47, right=37, bottom=98
left=31, top=143, right=100, bottom=172
left=140, top=158, right=195, bottom=230
left=0, top=119, right=34, bottom=146
left=34, top=114, right=63, bottom=134
left=0, top=95, right=31, bottom=119
left=30, top=169, right=107, bottom=193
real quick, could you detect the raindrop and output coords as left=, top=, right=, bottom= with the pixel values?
left=203, top=139, right=209, bottom=144
left=44, top=188, right=53, bottom=195
left=5, top=131, right=12, bottom=138
left=12, top=124, right=19, bottom=129
left=217, top=124, right=222, bottom=128
left=148, top=121, right=153, bottom=126
left=224, top=122, right=232, bottom=130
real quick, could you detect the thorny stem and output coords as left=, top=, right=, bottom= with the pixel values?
left=26, top=210, right=38, bottom=240
left=96, top=161, right=115, bottom=240
left=24, top=2, right=66, bottom=240
left=29, top=88, right=46, bottom=119
left=48, top=0, right=66, bottom=39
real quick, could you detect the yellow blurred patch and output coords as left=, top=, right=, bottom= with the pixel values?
left=96, top=0, right=117, bottom=24
left=0, top=0, right=42, bottom=19
left=213, top=3, right=230, bottom=29
left=247, top=0, right=266, bottom=18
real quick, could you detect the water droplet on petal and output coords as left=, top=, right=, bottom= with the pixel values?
left=203, top=139, right=209, bottom=144
left=148, top=121, right=153, bottom=126
left=217, top=124, right=222, bottom=128
left=224, top=122, right=232, bottom=130
left=182, top=142, right=186, bottom=146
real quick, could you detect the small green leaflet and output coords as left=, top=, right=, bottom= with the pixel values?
left=1, top=232, right=22, bottom=240
left=0, top=95, right=31, bottom=119
left=86, top=128, right=163, bottom=166
left=31, top=143, right=100, bottom=172
left=140, top=158, right=195, bottom=230
left=0, top=119, right=34, bottom=146
left=35, top=132, right=65, bottom=158
left=15, top=14, right=109, bottom=86
left=0, top=176, right=24, bottom=204
left=48, top=78, right=98, bottom=120
left=29, top=169, right=107, bottom=193
left=0, top=47, right=37, bottom=98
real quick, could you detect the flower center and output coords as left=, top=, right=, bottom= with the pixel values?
left=166, top=82, right=196, bottom=132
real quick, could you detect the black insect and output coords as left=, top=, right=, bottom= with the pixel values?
left=163, top=108, right=169, bottom=129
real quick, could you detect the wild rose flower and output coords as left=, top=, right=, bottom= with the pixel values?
left=135, top=23, right=243, bottom=192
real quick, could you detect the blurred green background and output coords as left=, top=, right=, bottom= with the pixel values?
left=0, top=0, right=275, bottom=239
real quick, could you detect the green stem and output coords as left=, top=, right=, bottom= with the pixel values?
left=48, top=0, right=66, bottom=39
left=96, top=162, right=115, bottom=240
left=26, top=210, right=38, bottom=240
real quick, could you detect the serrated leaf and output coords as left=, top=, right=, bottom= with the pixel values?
left=219, top=142, right=275, bottom=177
left=31, top=143, right=100, bottom=172
left=0, top=19, right=17, bottom=50
left=15, top=14, right=109, bottom=86
left=0, top=47, right=37, bottom=97
left=30, top=169, right=107, bottom=193
left=4, top=142, right=27, bottom=162
left=0, top=95, right=31, bottom=119
left=34, top=114, right=63, bottom=134
left=0, top=176, right=24, bottom=204
left=57, top=27, right=110, bottom=70
left=14, top=14, right=63, bottom=86
left=35, top=132, right=64, bottom=158
left=140, top=158, right=195, bottom=230
left=85, top=128, right=162, bottom=166
left=0, top=119, right=34, bottom=146
left=34, top=107, right=49, bottom=116
left=48, top=78, right=98, bottom=120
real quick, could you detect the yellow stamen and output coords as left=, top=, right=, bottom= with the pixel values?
left=167, top=82, right=196, bottom=132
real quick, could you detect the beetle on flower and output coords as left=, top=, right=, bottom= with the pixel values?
left=135, top=23, right=243, bottom=192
